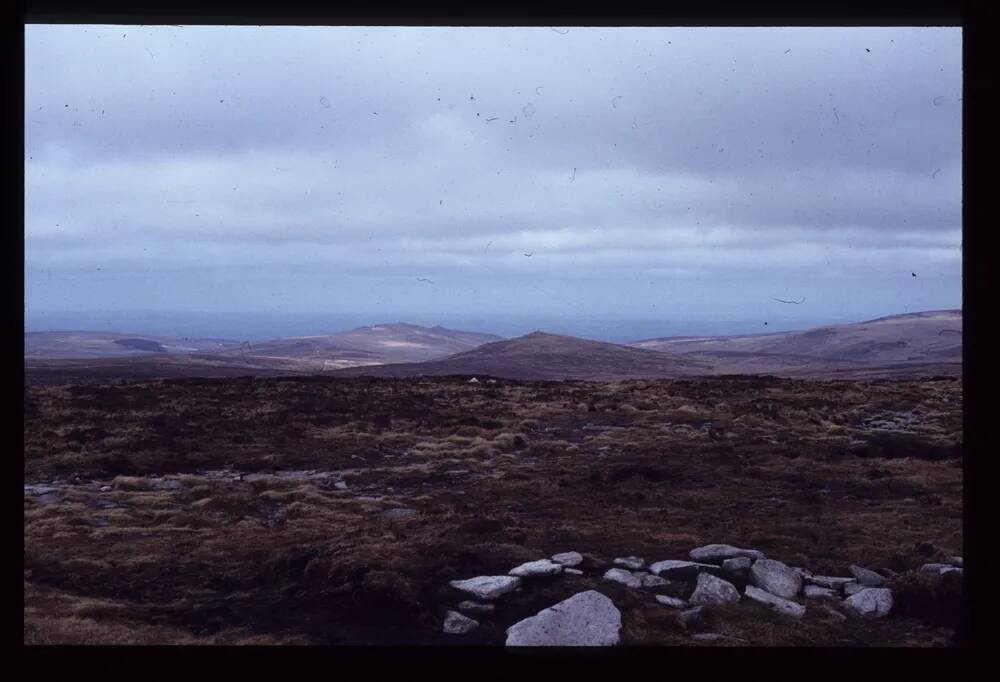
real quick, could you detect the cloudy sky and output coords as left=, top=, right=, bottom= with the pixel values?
left=24, top=25, right=961, bottom=340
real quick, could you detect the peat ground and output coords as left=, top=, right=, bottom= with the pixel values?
left=23, top=374, right=963, bottom=645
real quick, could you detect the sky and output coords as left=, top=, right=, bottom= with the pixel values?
left=24, top=25, right=962, bottom=341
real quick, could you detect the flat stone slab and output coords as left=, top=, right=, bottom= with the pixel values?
left=805, top=575, right=857, bottom=590
left=456, top=600, right=495, bottom=615
left=689, top=544, right=765, bottom=563
left=564, top=568, right=584, bottom=576
left=603, top=568, right=642, bottom=588
left=844, top=588, right=893, bottom=618
left=749, top=559, right=803, bottom=599
left=722, top=557, right=752, bottom=573
left=655, top=594, right=688, bottom=609
left=443, top=610, right=479, bottom=634
left=551, top=552, right=584, bottom=567
left=449, top=575, right=522, bottom=601
left=505, top=590, right=621, bottom=646
left=803, top=585, right=839, bottom=599
left=649, top=560, right=725, bottom=579
left=509, top=559, right=564, bottom=577
left=689, top=572, right=740, bottom=606
left=849, top=565, right=885, bottom=587
left=744, top=585, right=806, bottom=617
left=613, top=556, right=645, bottom=570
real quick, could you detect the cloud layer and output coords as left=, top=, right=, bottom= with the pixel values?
left=25, top=25, right=962, bottom=332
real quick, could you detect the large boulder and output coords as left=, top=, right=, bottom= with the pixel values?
left=689, top=544, right=765, bottom=563
left=843, top=587, right=893, bottom=618
left=749, top=559, right=802, bottom=599
left=649, top=560, right=725, bottom=579
left=744, top=585, right=806, bottom=617
left=849, top=565, right=885, bottom=587
left=603, top=568, right=642, bottom=588
left=551, top=551, right=584, bottom=567
left=689, top=572, right=741, bottom=606
left=505, top=590, right=622, bottom=646
left=449, top=575, right=522, bottom=600
left=509, top=559, right=564, bottom=577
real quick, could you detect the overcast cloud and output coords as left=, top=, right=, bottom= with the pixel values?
left=24, top=25, right=962, bottom=338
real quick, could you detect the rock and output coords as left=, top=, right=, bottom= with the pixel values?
left=689, top=572, right=741, bottom=606
left=381, top=508, right=419, bottom=519
left=509, top=559, right=564, bottom=577
left=456, top=600, right=495, bottom=615
left=641, top=574, right=670, bottom=589
left=649, top=560, right=725, bottom=579
left=551, top=551, right=583, bottom=567
left=803, top=585, right=839, bottom=599
left=564, top=568, right=584, bottom=576
left=945, top=556, right=963, bottom=567
left=920, top=563, right=962, bottom=576
left=34, top=492, right=62, bottom=506
left=744, top=585, right=806, bottom=617
left=749, top=559, right=803, bottom=599
left=99, top=485, right=112, bottom=492
left=678, top=606, right=704, bottom=624
left=334, top=480, right=348, bottom=490
left=843, top=587, right=893, bottom=618
left=843, top=582, right=866, bottom=596
left=467, top=377, right=480, bottom=384
left=449, top=575, right=522, bottom=601
left=505, top=590, right=621, bottom=646
left=613, top=556, right=645, bottom=570
left=150, top=478, right=183, bottom=491
left=721, top=557, right=752, bottom=574
left=849, top=565, right=885, bottom=587
left=689, top=544, right=765, bottom=563
left=24, top=485, right=59, bottom=496
left=655, top=594, right=688, bottom=609
left=805, top=575, right=857, bottom=590
left=443, top=610, right=479, bottom=634
left=603, top=568, right=642, bottom=588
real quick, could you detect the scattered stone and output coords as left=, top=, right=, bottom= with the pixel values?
left=510, top=559, right=563, bottom=577
left=849, top=565, right=885, bottom=587
left=649, top=560, right=725, bottom=579
left=689, top=572, right=741, bottom=606
left=467, top=377, right=480, bottom=384
left=449, top=575, right=522, bottom=601
left=689, top=544, right=765, bottom=563
left=443, top=610, right=479, bottom=634
left=99, top=485, right=112, bottom=492
left=505, top=590, right=621, bottom=646
left=551, top=551, right=583, bottom=567
left=655, top=595, right=688, bottom=609
left=613, top=556, right=645, bottom=570
left=334, top=480, right=348, bottom=490
left=744, top=585, right=806, bottom=617
left=678, top=606, right=704, bottom=624
left=381, top=508, right=418, bottom=519
left=603, top=568, right=642, bottom=588
left=805, top=575, right=857, bottom=590
left=749, top=559, right=803, bottom=599
left=803, top=585, right=839, bottom=599
left=843, top=587, right=893, bottom=618
left=564, top=568, right=584, bottom=576
left=722, top=557, right=752, bottom=573
left=843, top=583, right=866, bottom=596
left=456, top=601, right=495, bottom=615
left=945, top=556, right=963, bottom=567
left=641, top=574, right=670, bottom=589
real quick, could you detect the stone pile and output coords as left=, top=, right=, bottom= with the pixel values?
left=440, top=542, right=961, bottom=644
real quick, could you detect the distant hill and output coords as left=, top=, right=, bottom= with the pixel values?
left=228, top=323, right=504, bottom=369
left=630, top=310, right=962, bottom=373
left=333, top=331, right=714, bottom=380
left=24, top=331, right=243, bottom=359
